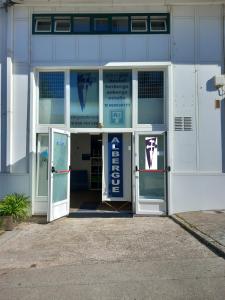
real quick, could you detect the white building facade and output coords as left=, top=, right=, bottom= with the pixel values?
left=0, top=0, right=225, bottom=221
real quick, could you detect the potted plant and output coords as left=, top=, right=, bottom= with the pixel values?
left=0, top=193, right=30, bottom=231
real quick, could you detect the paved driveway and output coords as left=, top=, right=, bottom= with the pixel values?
left=0, top=216, right=225, bottom=299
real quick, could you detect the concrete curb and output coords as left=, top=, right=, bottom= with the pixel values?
left=171, top=214, right=225, bottom=260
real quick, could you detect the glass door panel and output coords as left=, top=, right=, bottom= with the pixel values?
left=138, top=134, right=165, bottom=199
left=48, top=128, right=70, bottom=222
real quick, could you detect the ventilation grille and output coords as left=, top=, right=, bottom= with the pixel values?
left=174, top=117, right=192, bottom=131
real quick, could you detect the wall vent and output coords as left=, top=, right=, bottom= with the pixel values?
left=174, top=117, right=183, bottom=131
left=174, top=116, right=192, bottom=131
left=184, top=117, right=192, bottom=131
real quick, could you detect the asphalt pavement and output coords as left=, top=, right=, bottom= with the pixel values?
left=0, top=216, right=225, bottom=299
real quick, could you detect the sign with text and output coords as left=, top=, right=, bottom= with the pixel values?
left=103, top=71, right=132, bottom=128
left=108, top=134, right=123, bottom=197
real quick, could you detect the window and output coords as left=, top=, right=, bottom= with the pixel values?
left=131, top=16, right=147, bottom=32
left=103, top=71, right=132, bottom=128
left=35, top=17, right=51, bottom=32
left=33, top=14, right=170, bottom=34
left=73, top=17, right=90, bottom=33
left=39, top=72, right=65, bottom=124
left=138, top=71, right=164, bottom=124
left=112, top=17, right=128, bottom=33
left=94, top=17, right=109, bottom=32
left=70, top=70, right=99, bottom=128
left=150, top=16, right=167, bottom=32
left=54, top=17, right=71, bottom=32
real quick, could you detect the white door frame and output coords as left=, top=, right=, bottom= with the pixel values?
left=47, top=128, right=71, bottom=222
left=134, top=131, right=168, bottom=215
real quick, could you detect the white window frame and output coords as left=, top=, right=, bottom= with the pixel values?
left=54, top=18, right=71, bottom=33
left=150, top=19, right=167, bottom=32
left=131, top=18, right=148, bottom=33
left=134, top=68, right=167, bottom=132
left=37, top=70, right=68, bottom=132
left=35, top=17, right=52, bottom=33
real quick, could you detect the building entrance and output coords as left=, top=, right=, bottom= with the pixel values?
left=70, top=133, right=102, bottom=211
left=70, top=133, right=132, bottom=213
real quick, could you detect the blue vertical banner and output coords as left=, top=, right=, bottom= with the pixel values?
left=108, top=134, right=123, bottom=197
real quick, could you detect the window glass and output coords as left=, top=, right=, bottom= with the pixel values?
left=54, top=17, right=71, bottom=32
left=70, top=71, right=99, bottom=128
left=131, top=17, right=147, bottom=32
left=138, top=71, right=164, bottom=124
left=150, top=17, right=167, bottom=32
left=103, top=71, right=132, bottom=128
left=94, top=18, right=109, bottom=32
left=37, top=134, right=48, bottom=197
left=112, top=17, right=128, bottom=33
left=39, top=72, right=65, bottom=124
left=139, top=135, right=165, bottom=199
left=73, top=17, right=90, bottom=33
left=35, top=17, right=51, bottom=32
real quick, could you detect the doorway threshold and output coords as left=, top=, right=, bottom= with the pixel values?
left=69, top=209, right=133, bottom=218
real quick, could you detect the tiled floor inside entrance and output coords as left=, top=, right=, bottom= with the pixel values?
left=70, top=191, right=132, bottom=212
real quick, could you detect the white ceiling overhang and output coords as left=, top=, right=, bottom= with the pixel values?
left=2, top=0, right=225, bottom=6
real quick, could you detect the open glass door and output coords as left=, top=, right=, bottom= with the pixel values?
left=47, top=128, right=71, bottom=222
left=135, top=132, right=167, bottom=215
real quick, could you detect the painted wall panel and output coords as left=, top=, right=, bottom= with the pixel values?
left=171, top=174, right=225, bottom=214
left=197, top=64, right=222, bottom=171
left=31, top=36, right=53, bottom=62
left=14, top=7, right=29, bottom=19
left=125, top=36, right=147, bottom=61
left=172, top=6, right=195, bottom=17
left=55, top=36, right=77, bottom=61
left=0, top=174, right=30, bottom=198
left=11, top=64, right=29, bottom=173
left=77, top=36, right=99, bottom=62
left=173, top=65, right=197, bottom=171
left=197, top=5, right=221, bottom=17
left=101, top=36, right=124, bottom=61
left=199, top=17, right=222, bottom=62
left=172, top=17, right=195, bottom=62
left=14, top=20, right=29, bottom=63
left=148, top=35, right=170, bottom=61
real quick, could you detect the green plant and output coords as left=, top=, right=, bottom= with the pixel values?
left=0, top=193, right=30, bottom=221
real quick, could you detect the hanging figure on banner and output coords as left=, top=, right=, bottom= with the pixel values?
left=145, top=137, right=158, bottom=170
left=77, top=73, right=93, bottom=111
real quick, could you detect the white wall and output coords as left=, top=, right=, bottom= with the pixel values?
left=0, top=174, right=30, bottom=199
left=0, top=8, right=7, bottom=173
left=170, top=5, right=224, bottom=213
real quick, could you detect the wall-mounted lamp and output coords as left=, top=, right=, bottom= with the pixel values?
left=214, top=75, right=225, bottom=88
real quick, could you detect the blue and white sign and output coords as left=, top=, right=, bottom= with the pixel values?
left=108, top=134, right=123, bottom=197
